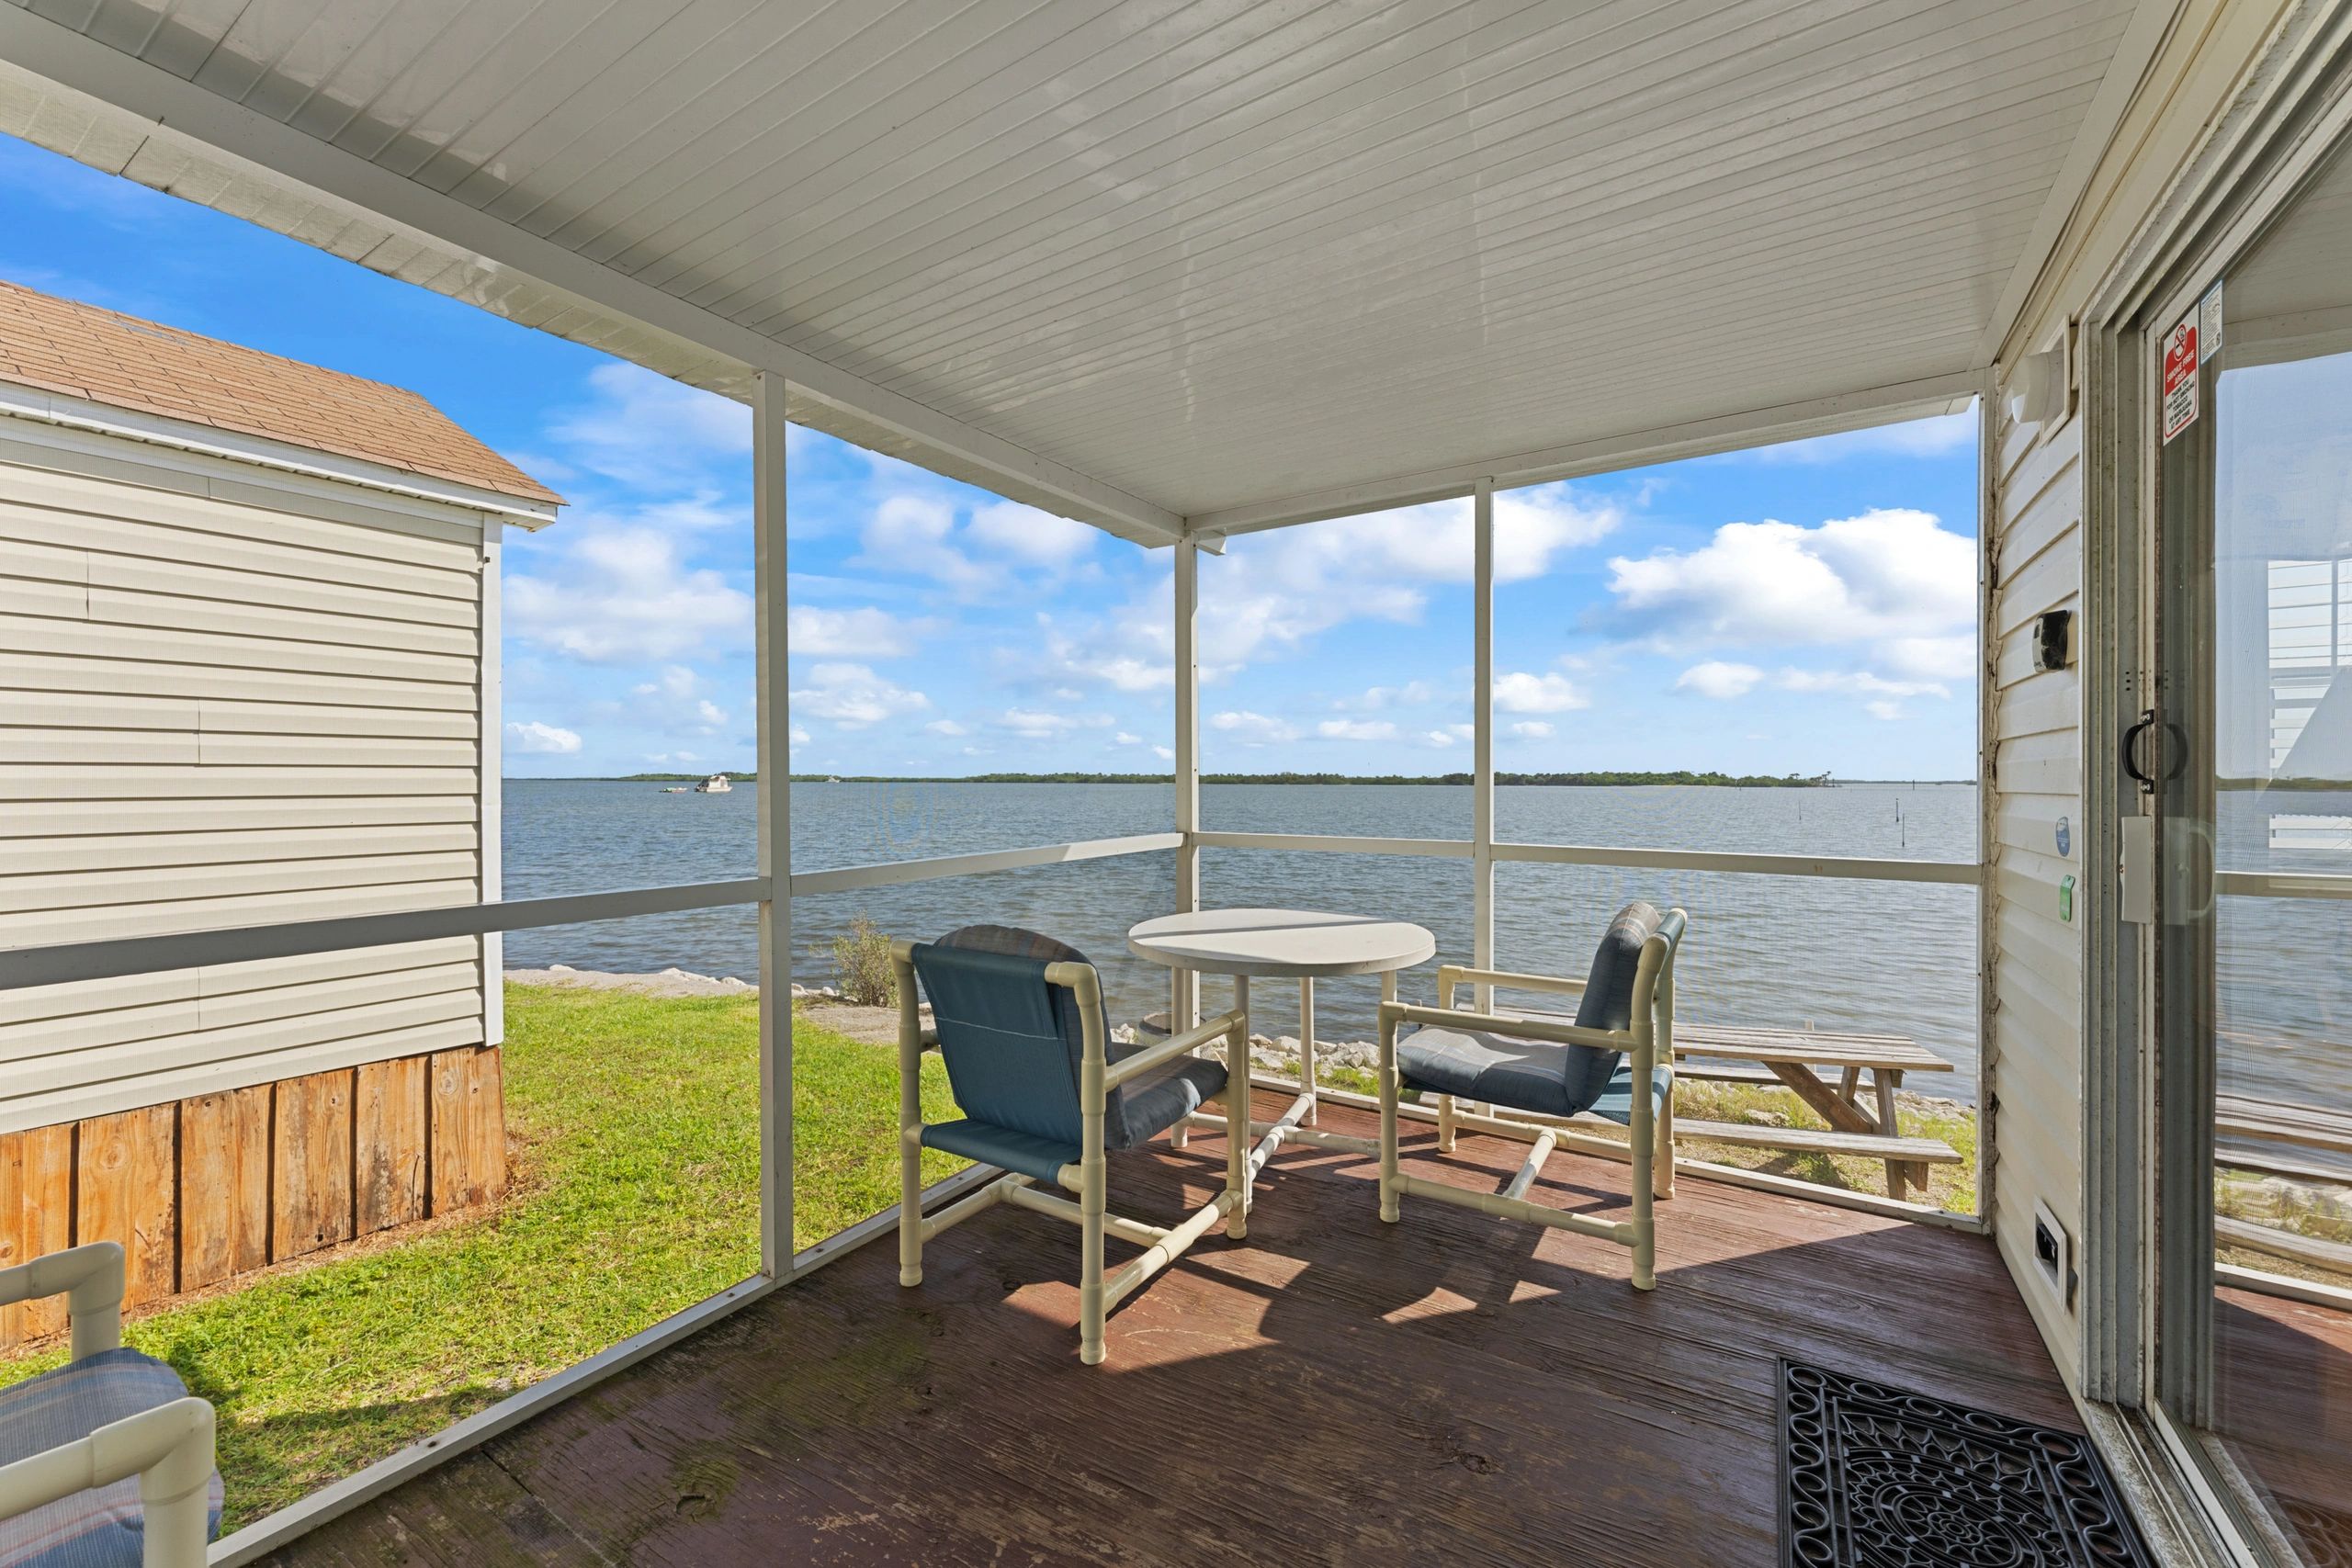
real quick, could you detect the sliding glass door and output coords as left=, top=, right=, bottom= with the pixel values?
left=2149, top=129, right=2352, bottom=1566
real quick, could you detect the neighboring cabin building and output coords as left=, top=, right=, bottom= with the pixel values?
left=0, top=279, right=560, bottom=1323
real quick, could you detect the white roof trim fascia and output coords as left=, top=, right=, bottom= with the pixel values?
left=1970, top=0, right=2190, bottom=368
left=0, top=379, right=560, bottom=525
left=1183, top=367, right=1990, bottom=541
left=0, top=8, right=1184, bottom=548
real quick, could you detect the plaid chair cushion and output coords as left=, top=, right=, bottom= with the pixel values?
left=0, top=1348, right=222, bottom=1568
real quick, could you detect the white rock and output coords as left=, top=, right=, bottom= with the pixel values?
left=548, top=964, right=574, bottom=973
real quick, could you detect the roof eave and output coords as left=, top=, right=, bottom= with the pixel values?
left=0, top=378, right=563, bottom=526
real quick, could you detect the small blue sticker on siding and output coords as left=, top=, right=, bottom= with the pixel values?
left=2055, top=817, right=2071, bottom=857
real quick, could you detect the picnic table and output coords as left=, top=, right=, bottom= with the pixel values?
left=1668, top=1023, right=1960, bottom=1201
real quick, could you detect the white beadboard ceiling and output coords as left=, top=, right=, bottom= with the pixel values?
left=0, top=0, right=2154, bottom=541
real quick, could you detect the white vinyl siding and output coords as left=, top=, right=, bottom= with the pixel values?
left=1987, top=402, right=2085, bottom=1391
left=0, top=434, right=494, bottom=1134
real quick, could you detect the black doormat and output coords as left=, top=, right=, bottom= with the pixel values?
left=1781, top=1360, right=2154, bottom=1567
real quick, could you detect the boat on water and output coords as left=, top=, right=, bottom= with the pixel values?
left=695, top=773, right=732, bottom=794
left=660, top=785, right=688, bottom=794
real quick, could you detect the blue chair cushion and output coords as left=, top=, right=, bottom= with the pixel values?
left=922, top=1120, right=1080, bottom=1185
left=0, top=1347, right=222, bottom=1568
left=913, top=926, right=1227, bottom=1186
left=1396, top=1023, right=1587, bottom=1119
left=1397, top=900, right=1664, bottom=1122
left=1105, top=1051, right=1225, bottom=1150
left=1395, top=1027, right=1672, bottom=1124
left=1590, top=1059, right=1676, bottom=1127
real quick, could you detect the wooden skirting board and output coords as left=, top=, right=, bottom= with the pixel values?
left=0, top=1043, right=505, bottom=1346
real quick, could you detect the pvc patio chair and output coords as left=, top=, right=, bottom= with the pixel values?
left=0, top=1242, right=220, bottom=1567
left=892, top=925, right=1252, bottom=1365
left=1375, top=901, right=1688, bottom=1290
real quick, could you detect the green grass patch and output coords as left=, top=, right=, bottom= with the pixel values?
left=0, top=985, right=964, bottom=1533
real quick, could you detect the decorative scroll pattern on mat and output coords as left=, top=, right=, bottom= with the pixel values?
left=1781, top=1360, right=2153, bottom=1567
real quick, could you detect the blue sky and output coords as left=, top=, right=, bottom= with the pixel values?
left=0, top=132, right=1980, bottom=781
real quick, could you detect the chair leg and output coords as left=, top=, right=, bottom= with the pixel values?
left=898, top=1003, right=924, bottom=1288
left=1629, top=1056, right=1657, bottom=1292
left=1654, top=1086, right=1676, bottom=1201
left=1225, top=1012, right=1250, bottom=1241
left=898, top=1156, right=922, bottom=1288
left=1080, top=1156, right=1107, bottom=1365
left=1378, top=993, right=1401, bottom=1224
left=1436, top=1093, right=1457, bottom=1153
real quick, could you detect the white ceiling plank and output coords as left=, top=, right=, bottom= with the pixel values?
left=1968, top=0, right=2190, bottom=367
left=4, top=0, right=2154, bottom=537
left=0, top=1, right=1187, bottom=546
left=1183, top=367, right=1989, bottom=539
left=821, top=7, right=2105, bottom=392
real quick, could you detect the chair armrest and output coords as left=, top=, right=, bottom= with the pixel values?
left=1380, top=1000, right=1625, bottom=1053
left=1103, top=1009, right=1246, bottom=1092
left=0, top=1396, right=214, bottom=1567
left=0, top=1242, right=123, bottom=1361
left=1438, top=964, right=1588, bottom=998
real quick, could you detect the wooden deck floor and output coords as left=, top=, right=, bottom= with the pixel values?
left=266, top=1093, right=2074, bottom=1567
left=2218, top=1284, right=2352, bottom=1560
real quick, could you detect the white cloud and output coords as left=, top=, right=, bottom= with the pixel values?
left=789, top=726, right=811, bottom=745
left=506, top=719, right=582, bottom=754
left=790, top=662, right=929, bottom=728
left=1865, top=699, right=1906, bottom=720
left=1347, top=681, right=1440, bottom=710
left=1606, top=509, right=1974, bottom=670
left=790, top=604, right=928, bottom=657
left=1493, top=671, right=1589, bottom=713
left=859, top=491, right=1100, bottom=595
left=924, top=718, right=970, bottom=737
left=1001, top=708, right=1081, bottom=739
left=1196, top=481, right=1621, bottom=672
left=1881, top=635, right=1975, bottom=682
left=546, top=363, right=751, bottom=490
left=1114, top=732, right=1143, bottom=745
left=1677, top=660, right=1764, bottom=700
left=966, top=501, right=1097, bottom=567
left=1152, top=745, right=1174, bottom=761
left=507, top=528, right=752, bottom=662
left=1776, top=669, right=1947, bottom=699
left=632, top=664, right=703, bottom=701
left=693, top=698, right=728, bottom=729
left=1318, top=718, right=1400, bottom=741
left=1510, top=721, right=1554, bottom=739
left=1211, top=710, right=1300, bottom=744
left=1421, top=729, right=1457, bottom=748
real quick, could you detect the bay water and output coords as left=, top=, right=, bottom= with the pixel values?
left=503, top=780, right=1988, bottom=1100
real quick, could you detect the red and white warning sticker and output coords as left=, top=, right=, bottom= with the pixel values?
left=2162, top=318, right=2198, bottom=442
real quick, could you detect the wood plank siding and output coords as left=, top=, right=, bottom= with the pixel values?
left=0, top=1042, right=503, bottom=1334
left=1986, top=398, right=2086, bottom=1388
left=0, top=433, right=494, bottom=1134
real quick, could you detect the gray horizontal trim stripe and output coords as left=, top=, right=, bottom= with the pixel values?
left=0, top=879, right=768, bottom=991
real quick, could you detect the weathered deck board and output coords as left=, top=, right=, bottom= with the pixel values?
left=2216, top=1286, right=2352, bottom=1559
left=265, top=1094, right=2072, bottom=1567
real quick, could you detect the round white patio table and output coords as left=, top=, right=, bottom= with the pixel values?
left=1126, top=908, right=1434, bottom=1204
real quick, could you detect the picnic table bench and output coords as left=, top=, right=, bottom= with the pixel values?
left=1669, top=1023, right=1960, bottom=1201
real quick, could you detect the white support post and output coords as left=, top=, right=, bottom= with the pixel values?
left=478, top=525, right=503, bottom=1049
left=754, top=371, right=793, bottom=1278
left=1472, top=479, right=1496, bottom=1014
left=1172, top=541, right=1203, bottom=1036
left=1297, top=977, right=1317, bottom=1127
left=1227, top=972, right=1250, bottom=1239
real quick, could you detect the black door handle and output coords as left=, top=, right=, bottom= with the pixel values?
left=2123, top=710, right=2158, bottom=794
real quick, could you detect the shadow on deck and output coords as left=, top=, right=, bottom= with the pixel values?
left=266, top=1092, right=2073, bottom=1566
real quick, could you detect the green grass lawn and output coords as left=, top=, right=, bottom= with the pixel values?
left=0, top=984, right=964, bottom=1533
